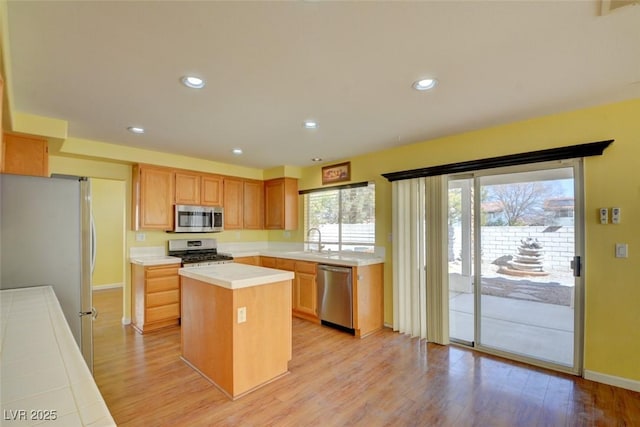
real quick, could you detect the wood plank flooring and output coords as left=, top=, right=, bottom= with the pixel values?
left=92, top=289, right=640, bottom=426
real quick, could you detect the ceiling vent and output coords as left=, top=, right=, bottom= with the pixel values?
left=600, top=0, right=639, bottom=15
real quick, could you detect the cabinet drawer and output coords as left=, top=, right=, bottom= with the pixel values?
left=276, top=258, right=295, bottom=271
left=146, top=265, right=179, bottom=279
left=146, top=303, right=180, bottom=323
left=147, top=289, right=179, bottom=307
left=261, top=257, right=277, bottom=268
left=295, top=260, right=316, bottom=274
left=147, top=276, right=179, bottom=293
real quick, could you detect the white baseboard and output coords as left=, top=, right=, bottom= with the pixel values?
left=121, top=317, right=131, bottom=325
left=584, top=370, right=640, bottom=392
left=92, top=283, right=123, bottom=291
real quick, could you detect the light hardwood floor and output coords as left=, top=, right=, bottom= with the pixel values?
left=93, top=289, right=640, bottom=426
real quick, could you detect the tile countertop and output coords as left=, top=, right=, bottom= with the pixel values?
left=129, top=255, right=181, bottom=266
left=0, top=286, right=115, bottom=427
left=231, top=249, right=385, bottom=267
left=179, top=263, right=295, bottom=290
left=129, top=246, right=181, bottom=266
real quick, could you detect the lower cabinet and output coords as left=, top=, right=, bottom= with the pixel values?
left=131, top=263, right=180, bottom=333
left=261, top=256, right=319, bottom=323
left=293, top=261, right=318, bottom=322
left=352, top=263, right=384, bottom=338
left=233, top=256, right=261, bottom=266
left=258, top=256, right=384, bottom=336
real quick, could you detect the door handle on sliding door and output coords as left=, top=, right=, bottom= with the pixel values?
left=571, top=256, right=581, bottom=277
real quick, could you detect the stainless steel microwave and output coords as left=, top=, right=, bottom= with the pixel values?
left=174, top=205, right=223, bottom=233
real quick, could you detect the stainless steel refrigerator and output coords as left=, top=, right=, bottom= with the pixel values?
left=0, top=173, right=95, bottom=372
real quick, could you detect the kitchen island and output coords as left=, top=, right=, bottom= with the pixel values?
left=179, top=263, right=294, bottom=400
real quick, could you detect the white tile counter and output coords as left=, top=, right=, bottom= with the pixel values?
left=129, top=245, right=181, bottom=266
left=257, top=249, right=384, bottom=267
left=129, top=255, right=181, bottom=266
left=0, top=286, right=115, bottom=427
left=179, top=263, right=294, bottom=290
left=218, top=242, right=385, bottom=267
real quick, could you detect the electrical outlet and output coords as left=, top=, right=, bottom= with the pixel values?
left=136, top=233, right=146, bottom=242
left=237, top=307, right=247, bottom=323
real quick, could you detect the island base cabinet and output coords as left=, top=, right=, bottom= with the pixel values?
left=181, top=276, right=292, bottom=400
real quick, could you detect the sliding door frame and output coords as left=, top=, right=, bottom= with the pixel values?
left=449, top=159, right=585, bottom=375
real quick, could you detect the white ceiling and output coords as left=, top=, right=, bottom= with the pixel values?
left=5, top=1, right=640, bottom=169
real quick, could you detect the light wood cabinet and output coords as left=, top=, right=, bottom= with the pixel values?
left=234, top=256, right=261, bottom=266
left=174, top=171, right=224, bottom=207
left=260, top=256, right=277, bottom=268
left=294, top=261, right=318, bottom=321
left=175, top=171, right=201, bottom=205
left=260, top=255, right=384, bottom=336
left=223, top=177, right=243, bottom=230
left=224, top=177, right=264, bottom=230
left=265, top=178, right=298, bottom=230
left=262, top=256, right=318, bottom=322
left=131, top=263, right=181, bottom=333
left=243, top=179, right=264, bottom=230
left=201, top=174, right=224, bottom=206
left=1, top=132, right=49, bottom=177
left=352, top=263, right=384, bottom=338
left=132, top=164, right=174, bottom=230
left=0, top=75, right=3, bottom=168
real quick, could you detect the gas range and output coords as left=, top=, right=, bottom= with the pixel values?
left=168, top=238, right=233, bottom=268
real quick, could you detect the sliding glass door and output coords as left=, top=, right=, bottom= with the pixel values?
left=449, top=161, right=583, bottom=372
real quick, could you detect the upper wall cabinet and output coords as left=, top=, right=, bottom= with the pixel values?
left=243, top=179, right=264, bottom=230
left=1, top=132, right=49, bottom=177
left=223, top=177, right=244, bottom=230
left=201, top=174, right=224, bottom=206
left=175, top=171, right=224, bottom=207
left=174, top=171, right=201, bottom=205
left=265, top=178, right=298, bottom=230
left=223, top=177, right=264, bottom=230
left=133, top=164, right=174, bottom=231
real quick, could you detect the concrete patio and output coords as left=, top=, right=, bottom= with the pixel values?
left=449, top=291, right=574, bottom=366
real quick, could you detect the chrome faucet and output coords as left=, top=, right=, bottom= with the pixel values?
left=306, top=228, right=323, bottom=252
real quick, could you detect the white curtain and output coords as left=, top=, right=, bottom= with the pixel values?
left=392, top=176, right=449, bottom=344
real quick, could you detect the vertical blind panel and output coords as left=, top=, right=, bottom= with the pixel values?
left=392, top=176, right=448, bottom=343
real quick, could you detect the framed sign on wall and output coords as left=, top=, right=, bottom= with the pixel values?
left=322, top=162, right=351, bottom=185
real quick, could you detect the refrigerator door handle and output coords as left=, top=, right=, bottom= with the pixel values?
left=90, top=215, right=97, bottom=275
left=79, top=307, right=98, bottom=320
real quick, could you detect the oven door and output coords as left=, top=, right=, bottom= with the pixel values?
left=174, top=205, right=214, bottom=232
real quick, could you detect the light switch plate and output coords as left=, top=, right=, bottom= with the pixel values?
left=599, top=208, right=608, bottom=224
left=611, top=207, right=621, bottom=224
left=615, top=243, right=628, bottom=258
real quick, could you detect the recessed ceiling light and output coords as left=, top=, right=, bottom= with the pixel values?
left=232, top=148, right=243, bottom=155
left=311, top=157, right=323, bottom=162
left=181, top=75, right=205, bottom=89
left=303, top=120, right=318, bottom=129
left=412, top=78, right=438, bottom=91
left=127, top=126, right=145, bottom=134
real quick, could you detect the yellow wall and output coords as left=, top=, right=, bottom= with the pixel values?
left=41, top=98, right=640, bottom=383
left=91, top=178, right=125, bottom=288
left=298, top=98, right=640, bottom=382
left=48, top=150, right=275, bottom=321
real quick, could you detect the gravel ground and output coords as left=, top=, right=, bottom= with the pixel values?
left=450, top=261, right=574, bottom=307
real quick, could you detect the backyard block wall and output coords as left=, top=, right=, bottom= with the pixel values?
left=452, top=226, right=574, bottom=272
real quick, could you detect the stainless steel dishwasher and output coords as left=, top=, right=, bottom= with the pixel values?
left=317, top=264, right=354, bottom=333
